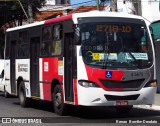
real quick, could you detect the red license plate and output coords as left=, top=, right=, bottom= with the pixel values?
left=116, top=101, right=128, bottom=106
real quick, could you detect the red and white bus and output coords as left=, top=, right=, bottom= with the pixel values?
left=4, top=11, right=157, bottom=115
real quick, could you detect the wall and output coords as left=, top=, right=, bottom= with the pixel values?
left=141, top=0, right=160, bottom=22
left=45, top=0, right=69, bottom=5
left=117, top=0, right=136, bottom=14
left=45, top=0, right=56, bottom=5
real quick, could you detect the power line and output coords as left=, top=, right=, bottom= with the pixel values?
left=71, top=0, right=96, bottom=8
left=38, top=0, right=97, bottom=11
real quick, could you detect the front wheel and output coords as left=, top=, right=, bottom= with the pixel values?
left=19, top=81, right=30, bottom=107
left=52, top=85, right=68, bottom=115
left=115, top=106, right=133, bottom=114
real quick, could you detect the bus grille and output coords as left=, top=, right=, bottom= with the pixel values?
left=104, top=94, right=140, bottom=101
left=99, top=79, right=145, bottom=91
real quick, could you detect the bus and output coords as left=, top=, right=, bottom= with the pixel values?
left=150, top=20, right=160, bottom=92
left=4, top=11, right=157, bottom=115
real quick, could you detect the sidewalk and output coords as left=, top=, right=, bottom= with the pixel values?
left=134, top=93, right=160, bottom=111
left=154, top=93, right=160, bottom=106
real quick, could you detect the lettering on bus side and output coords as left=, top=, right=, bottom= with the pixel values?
left=18, top=64, right=28, bottom=72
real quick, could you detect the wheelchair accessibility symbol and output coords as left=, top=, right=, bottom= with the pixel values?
left=106, top=71, right=112, bottom=78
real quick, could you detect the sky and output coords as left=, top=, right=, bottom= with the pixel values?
left=70, top=0, right=90, bottom=5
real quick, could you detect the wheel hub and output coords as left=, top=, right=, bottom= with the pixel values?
left=54, top=92, right=62, bottom=109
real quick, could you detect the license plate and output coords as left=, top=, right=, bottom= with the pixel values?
left=116, top=101, right=128, bottom=106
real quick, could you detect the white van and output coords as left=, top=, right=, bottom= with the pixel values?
left=0, top=52, right=4, bottom=93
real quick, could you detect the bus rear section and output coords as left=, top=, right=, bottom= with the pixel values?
left=4, top=11, right=156, bottom=115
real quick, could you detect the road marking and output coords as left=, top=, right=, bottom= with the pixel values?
left=134, top=105, right=160, bottom=111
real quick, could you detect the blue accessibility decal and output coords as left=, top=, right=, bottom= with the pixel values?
left=106, top=71, right=112, bottom=78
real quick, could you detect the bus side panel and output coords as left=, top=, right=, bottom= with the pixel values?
left=39, top=58, right=44, bottom=100
left=76, top=46, right=88, bottom=105
left=41, top=57, right=63, bottom=101
left=5, top=60, right=11, bottom=94
left=16, top=59, right=30, bottom=97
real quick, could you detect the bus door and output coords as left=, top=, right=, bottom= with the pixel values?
left=10, top=40, right=16, bottom=94
left=64, top=33, right=74, bottom=102
left=30, top=37, right=40, bottom=97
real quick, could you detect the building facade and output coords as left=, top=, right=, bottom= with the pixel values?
left=39, top=0, right=71, bottom=11
left=117, top=0, right=160, bottom=22
left=45, top=0, right=70, bottom=5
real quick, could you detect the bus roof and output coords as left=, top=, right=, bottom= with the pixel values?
left=72, top=11, right=145, bottom=24
left=7, top=11, right=146, bottom=32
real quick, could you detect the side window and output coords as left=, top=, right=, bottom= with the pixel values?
left=17, top=31, right=29, bottom=58
left=51, top=25, right=62, bottom=56
left=53, top=25, right=62, bottom=40
left=41, top=25, right=62, bottom=57
left=41, top=42, right=50, bottom=56
left=42, top=26, right=52, bottom=41
left=0, top=52, right=4, bottom=59
left=5, top=34, right=10, bottom=59
left=19, top=31, right=29, bottom=44
left=41, top=26, right=52, bottom=57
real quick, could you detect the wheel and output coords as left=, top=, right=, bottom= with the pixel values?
left=19, top=81, right=30, bottom=107
left=52, top=85, right=67, bottom=115
left=4, top=87, right=10, bottom=98
left=115, top=106, right=133, bottom=114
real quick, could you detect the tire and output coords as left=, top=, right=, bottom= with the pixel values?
left=4, top=88, right=10, bottom=98
left=30, top=99, right=39, bottom=107
left=52, top=85, right=67, bottom=116
left=19, top=81, right=30, bottom=107
left=115, top=106, right=133, bottom=114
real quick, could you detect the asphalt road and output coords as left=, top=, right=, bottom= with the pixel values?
left=0, top=92, right=160, bottom=125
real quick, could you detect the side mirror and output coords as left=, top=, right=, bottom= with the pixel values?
left=151, top=34, right=155, bottom=41
left=149, top=26, right=153, bottom=34
left=74, top=25, right=81, bottom=45
left=149, top=26, right=155, bottom=42
left=74, top=33, right=81, bottom=45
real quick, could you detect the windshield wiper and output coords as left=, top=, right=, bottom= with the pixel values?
left=127, top=52, right=137, bottom=62
left=102, top=33, right=110, bottom=69
left=126, top=52, right=141, bottom=68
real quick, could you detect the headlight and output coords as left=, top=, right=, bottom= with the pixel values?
left=78, top=80, right=100, bottom=88
left=144, top=80, right=157, bottom=87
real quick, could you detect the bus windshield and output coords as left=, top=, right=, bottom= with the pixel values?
left=81, top=22, right=153, bottom=69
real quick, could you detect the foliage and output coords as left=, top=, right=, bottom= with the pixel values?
left=0, top=0, right=46, bottom=26
left=0, top=0, right=46, bottom=54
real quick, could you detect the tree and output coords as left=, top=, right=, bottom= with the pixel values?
left=0, top=0, right=46, bottom=55
left=11, top=0, right=46, bottom=23
left=0, top=0, right=45, bottom=26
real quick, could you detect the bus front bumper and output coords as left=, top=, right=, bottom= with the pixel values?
left=77, top=85, right=157, bottom=106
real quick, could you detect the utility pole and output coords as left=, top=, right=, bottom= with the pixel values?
left=96, top=0, right=99, bottom=10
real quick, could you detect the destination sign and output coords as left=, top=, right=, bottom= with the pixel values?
left=96, top=25, right=132, bottom=33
